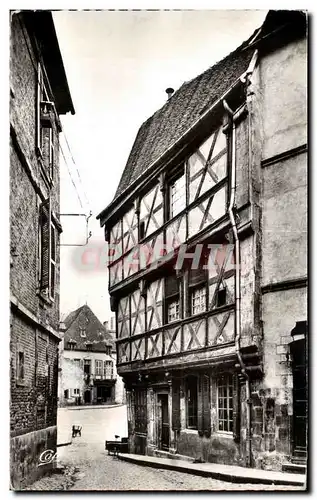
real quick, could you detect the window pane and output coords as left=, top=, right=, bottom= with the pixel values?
left=191, top=286, right=206, bottom=315
left=217, top=374, right=233, bottom=432
left=170, top=173, right=186, bottom=218
left=167, top=300, right=180, bottom=323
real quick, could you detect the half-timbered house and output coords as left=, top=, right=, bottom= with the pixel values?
left=97, top=10, right=307, bottom=472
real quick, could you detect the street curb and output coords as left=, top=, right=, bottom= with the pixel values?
left=58, top=404, right=125, bottom=411
left=57, top=441, right=72, bottom=448
left=117, top=454, right=305, bottom=487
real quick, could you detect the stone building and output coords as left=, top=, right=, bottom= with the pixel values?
left=97, top=10, right=307, bottom=473
left=10, top=11, right=74, bottom=488
left=58, top=305, right=125, bottom=406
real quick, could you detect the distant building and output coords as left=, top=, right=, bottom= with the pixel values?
left=10, top=11, right=74, bottom=488
left=97, top=11, right=307, bottom=472
left=58, top=305, right=125, bottom=405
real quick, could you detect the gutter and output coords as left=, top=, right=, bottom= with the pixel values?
left=97, top=67, right=252, bottom=225
left=223, top=49, right=258, bottom=469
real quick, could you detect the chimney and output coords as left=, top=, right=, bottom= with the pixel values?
left=165, top=87, right=174, bottom=100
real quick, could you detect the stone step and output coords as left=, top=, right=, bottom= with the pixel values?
left=282, top=462, right=306, bottom=475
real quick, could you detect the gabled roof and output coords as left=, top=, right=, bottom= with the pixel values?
left=97, top=9, right=306, bottom=225
left=64, top=304, right=115, bottom=351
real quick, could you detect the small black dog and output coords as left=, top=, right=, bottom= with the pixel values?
left=72, top=425, right=82, bottom=438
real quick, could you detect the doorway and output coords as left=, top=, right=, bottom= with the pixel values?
left=291, top=338, right=307, bottom=459
left=84, top=390, right=91, bottom=404
left=158, top=394, right=170, bottom=450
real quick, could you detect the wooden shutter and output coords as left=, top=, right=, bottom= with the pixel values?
left=36, top=63, right=42, bottom=150
left=165, top=272, right=179, bottom=299
left=197, top=374, right=204, bottom=436
left=40, top=199, right=51, bottom=292
left=203, top=374, right=211, bottom=437
left=232, top=374, right=240, bottom=442
left=172, top=378, right=181, bottom=431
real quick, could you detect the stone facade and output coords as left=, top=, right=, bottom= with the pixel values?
left=59, top=306, right=125, bottom=406
left=10, top=11, right=74, bottom=489
left=97, top=11, right=307, bottom=472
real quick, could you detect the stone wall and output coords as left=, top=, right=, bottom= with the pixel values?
left=10, top=12, right=62, bottom=487
left=10, top=426, right=57, bottom=490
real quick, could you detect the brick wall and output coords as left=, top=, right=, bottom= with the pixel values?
left=10, top=12, right=63, bottom=487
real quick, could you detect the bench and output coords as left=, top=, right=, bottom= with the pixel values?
left=72, top=425, right=82, bottom=438
left=105, top=437, right=129, bottom=456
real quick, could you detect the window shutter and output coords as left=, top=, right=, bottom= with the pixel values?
left=36, top=63, right=42, bottom=151
left=189, top=267, right=207, bottom=287
left=172, top=378, right=181, bottom=431
left=203, top=374, right=211, bottom=437
left=232, top=374, right=240, bottom=442
left=165, top=273, right=179, bottom=299
left=40, top=199, right=51, bottom=292
left=197, top=374, right=204, bottom=436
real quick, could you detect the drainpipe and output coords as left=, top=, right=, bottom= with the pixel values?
left=223, top=98, right=252, bottom=468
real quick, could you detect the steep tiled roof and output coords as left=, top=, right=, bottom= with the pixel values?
left=97, top=9, right=306, bottom=221
left=64, top=304, right=115, bottom=351
left=112, top=34, right=255, bottom=201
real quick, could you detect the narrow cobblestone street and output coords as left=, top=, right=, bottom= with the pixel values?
left=26, top=406, right=304, bottom=491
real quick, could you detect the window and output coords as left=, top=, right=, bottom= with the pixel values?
left=80, top=328, right=86, bottom=338
left=39, top=199, right=57, bottom=301
left=64, top=389, right=69, bottom=399
left=216, top=286, right=227, bottom=308
left=168, top=170, right=186, bottom=218
left=191, top=286, right=207, bottom=315
left=188, top=267, right=207, bottom=316
left=17, top=351, right=24, bottom=381
left=139, top=220, right=145, bottom=240
left=165, top=271, right=180, bottom=324
left=95, top=359, right=103, bottom=376
left=73, top=388, right=80, bottom=395
left=67, top=340, right=76, bottom=350
left=167, top=300, right=179, bottom=322
left=104, top=360, right=113, bottom=379
left=84, top=359, right=91, bottom=375
left=37, top=64, right=55, bottom=182
left=217, top=375, right=233, bottom=433
left=74, top=359, right=81, bottom=368
left=186, top=376, right=198, bottom=429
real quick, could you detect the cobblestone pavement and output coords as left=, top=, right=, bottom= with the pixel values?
left=56, top=441, right=303, bottom=491
left=25, top=406, right=305, bottom=491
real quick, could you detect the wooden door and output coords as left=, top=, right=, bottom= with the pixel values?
left=291, top=338, right=307, bottom=459
left=158, top=394, right=169, bottom=450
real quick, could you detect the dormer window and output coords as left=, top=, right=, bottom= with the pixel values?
left=67, top=339, right=76, bottom=350
left=85, top=341, right=92, bottom=351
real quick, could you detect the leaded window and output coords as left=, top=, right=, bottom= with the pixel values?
left=217, top=374, right=233, bottom=432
